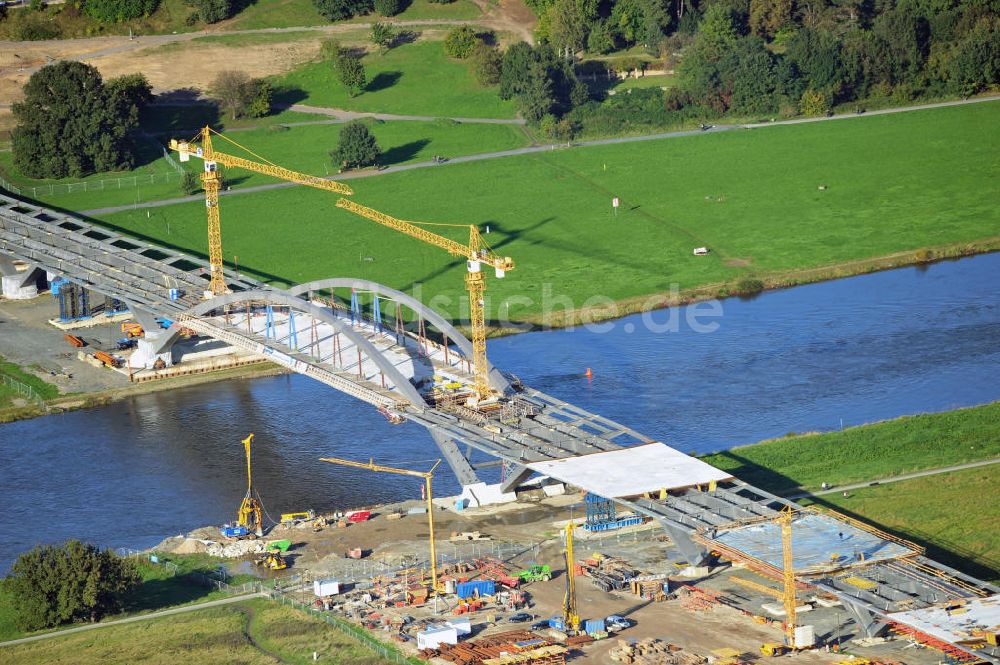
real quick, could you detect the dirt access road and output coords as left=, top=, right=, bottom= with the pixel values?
left=0, top=0, right=536, bottom=113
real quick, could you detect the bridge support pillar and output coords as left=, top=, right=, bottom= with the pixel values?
left=431, top=431, right=480, bottom=486
left=659, top=521, right=710, bottom=567
left=843, top=599, right=889, bottom=639
left=126, top=303, right=180, bottom=369
left=500, top=464, right=534, bottom=494
left=0, top=255, right=40, bottom=300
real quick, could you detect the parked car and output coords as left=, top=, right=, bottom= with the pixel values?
left=508, top=612, right=533, bottom=623
left=530, top=620, right=550, bottom=632
left=606, top=615, right=632, bottom=632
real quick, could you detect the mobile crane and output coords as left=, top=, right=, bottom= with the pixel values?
left=320, top=456, right=442, bottom=592
left=334, top=199, right=514, bottom=404
left=169, top=127, right=354, bottom=297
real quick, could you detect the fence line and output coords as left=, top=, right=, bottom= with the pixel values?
left=0, top=175, right=22, bottom=196
left=0, top=374, right=45, bottom=405
left=8, top=172, right=185, bottom=199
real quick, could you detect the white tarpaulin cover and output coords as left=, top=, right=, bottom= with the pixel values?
left=525, top=442, right=733, bottom=498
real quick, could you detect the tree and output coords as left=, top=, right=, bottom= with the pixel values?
left=83, top=0, right=159, bottom=22
left=313, top=0, right=372, bottom=21
left=370, top=22, right=397, bottom=52
left=586, top=20, right=614, bottom=54
left=947, top=17, right=1000, bottom=96
left=246, top=79, right=272, bottom=117
left=320, top=37, right=344, bottom=60
left=374, top=0, right=402, bottom=14
left=547, top=0, right=587, bottom=54
left=729, top=37, right=779, bottom=115
left=185, top=0, right=236, bottom=23
left=499, top=42, right=536, bottom=99
left=7, top=540, right=141, bottom=631
left=212, top=70, right=255, bottom=120
left=181, top=170, right=200, bottom=194
left=471, top=43, right=503, bottom=86
left=519, top=60, right=555, bottom=121
left=749, top=0, right=792, bottom=39
left=331, top=121, right=381, bottom=169
left=336, top=54, right=367, bottom=96
left=12, top=62, right=149, bottom=179
left=444, top=25, right=480, bottom=58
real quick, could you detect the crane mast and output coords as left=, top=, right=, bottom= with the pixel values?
left=169, top=126, right=354, bottom=297
left=780, top=506, right=797, bottom=647
left=320, top=457, right=442, bottom=592
left=335, top=198, right=514, bottom=402
left=563, top=522, right=580, bottom=633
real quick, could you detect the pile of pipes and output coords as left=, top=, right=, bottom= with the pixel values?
left=206, top=540, right=267, bottom=558
left=422, top=630, right=555, bottom=665
left=581, top=554, right=641, bottom=592
left=610, top=639, right=706, bottom=665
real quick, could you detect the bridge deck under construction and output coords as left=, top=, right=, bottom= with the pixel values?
left=1, top=192, right=997, bottom=663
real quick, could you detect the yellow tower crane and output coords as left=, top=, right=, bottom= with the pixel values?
left=562, top=521, right=581, bottom=634
left=334, top=199, right=514, bottom=404
left=320, top=456, right=442, bottom=592
left=237, top=433, right=264, bottom=537
left=169, top=127, right=354, bottom=297
left=780, top=505, right=797, bottom=648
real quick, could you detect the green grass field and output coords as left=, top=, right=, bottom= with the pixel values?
left=701, top=402, right=1000, bottom=494
left=1, top=119, right=529, bottom=210
left=0, top=356, right=59, bottom=408
left=803, top=465, right=1000, bottom=583
left=90, top=102, right=1000, bottom=325
left=222, top=0, right=483, bottom=30
left=274, top=41, right=518, bottom=118
left=1, top=598, right=390, bottom=664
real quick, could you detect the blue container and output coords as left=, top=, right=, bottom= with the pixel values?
left=168, top=288, right=181, bottom=301
left=456, top=579, right=496, bottom=599
left=584, top=618, right=606, bottom=635
left=548, top=617, right=565, bottom=630
left=220, top=525, right=249, bottom=538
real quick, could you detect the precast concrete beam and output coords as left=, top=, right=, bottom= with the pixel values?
left=500, top=465, right=535, bottom=493
left=125, top=301, right=180, bottom=369
left=431, top=430, right=481, bottom=487
left=0, top=256, right=41, bottom=299
left=660, top=521, right=710, bottom=566
left=842, top=598, right=889, bottom=638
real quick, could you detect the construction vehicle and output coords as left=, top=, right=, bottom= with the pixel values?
left=169, top=127, right=353, bottom=297
left=221, top=433, right=264, bottom=539
left=320, top=457, right=441, bottom=593
left=116, top=337, right=136, bottom=350
left=280, top=510, right=315, bottom=524
left=517, top=565, right=552, bottom=583
left=255, top=551, right=287, bottom=570
left=334, top=200, right=514, bottom=405
left=121, top=322, right=144, bottom=338
left=760, top=643, right=790, bottom=657
left=562, top=521, right=581, bottom=635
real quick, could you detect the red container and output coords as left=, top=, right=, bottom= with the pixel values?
left=348, top=511, right=372, bottom=523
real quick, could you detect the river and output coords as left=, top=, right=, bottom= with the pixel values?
left=1, top=253, right=998, bottom=572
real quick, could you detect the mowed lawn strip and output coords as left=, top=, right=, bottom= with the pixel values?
left=222, top=0, right=483, bottom=31
left=700, top=402, right=1000, bottom=494
left=801, top=465, right=1000, bottom=583
left=275, top=40, right=518, bottom=118
left=1, top=120, right=529, bottom=210
left=91, top=101, right=1000, bottom=323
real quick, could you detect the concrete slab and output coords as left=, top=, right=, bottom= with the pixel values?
left=888, top=594, right=1000, bottom=644
left=524, top=442, right=733, bottom=498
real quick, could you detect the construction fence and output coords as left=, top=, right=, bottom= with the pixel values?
left=0, top=172, right=184, bottom=199
left=0, top=373, right=46, bottom=406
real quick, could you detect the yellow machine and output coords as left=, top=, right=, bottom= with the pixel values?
left=237, top=433, right=264, bottom=537
left=256, top=551, right=287, bottom=570
left=562, top=522, right=581, bottom=634
left=320, top=456, right=441, bottom=592
left=760, top=643, right=790, bottom=657
left=280, top=510, right=315, bottom=524
left=334, top=200, right=514, bottom=404
left=169, top=127, right=354, bottom=297
left=121, top=322, right=144, bottom=338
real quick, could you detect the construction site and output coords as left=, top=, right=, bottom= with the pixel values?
left=2, top=123, right=999, bottom=665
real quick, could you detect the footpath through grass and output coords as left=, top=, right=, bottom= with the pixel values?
left=701, top=401, right=1000, bottom=494
left=275, top=40, right=519, bottom=118
left=91, top=101, right=1000, bottom=325
left=802, top=465, right=1000, bottom=584
left=0, top=597, right=390, bottom=664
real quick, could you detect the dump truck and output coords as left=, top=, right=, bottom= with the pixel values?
left=121, top=322, right=144, bottom=338
left=517, top=565, right=552, bottom=583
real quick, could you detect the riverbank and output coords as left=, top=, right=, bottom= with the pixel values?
left=0, top=360, right=288, bottom=424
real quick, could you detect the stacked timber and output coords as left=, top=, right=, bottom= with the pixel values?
left=610, top=639, right=706, bottom=665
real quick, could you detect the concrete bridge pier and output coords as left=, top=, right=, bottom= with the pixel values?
left=0, top=255, right=41, bottom=300
left=842, top=598, right=890, bottom=639
left=126, top=303, right=180, bottom=369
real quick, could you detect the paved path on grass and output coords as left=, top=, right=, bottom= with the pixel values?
left=80, top=94, right=1000, bottom=218
left=0, top=592, right=264, bottom=648
left=785, top=457, right=1000, bottom=501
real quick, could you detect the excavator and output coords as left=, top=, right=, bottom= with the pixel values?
left=255, top=551, right=287, bottom=570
